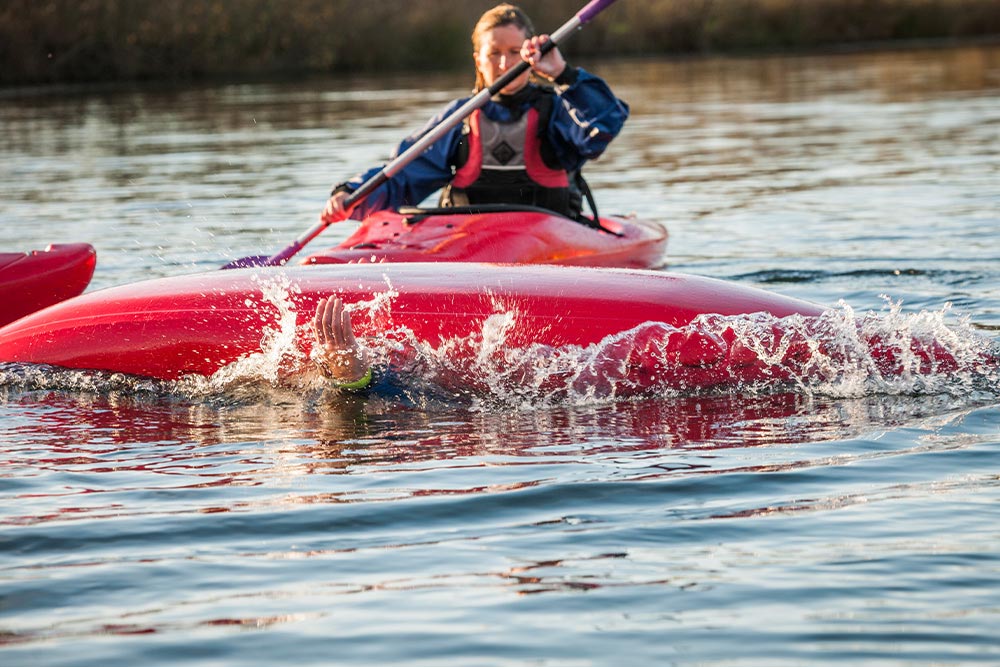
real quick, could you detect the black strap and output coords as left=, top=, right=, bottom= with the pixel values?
left=575, top=172, right=600, bottom=225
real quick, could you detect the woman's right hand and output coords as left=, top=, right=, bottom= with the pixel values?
left=321, top=191, right=352, bottom=224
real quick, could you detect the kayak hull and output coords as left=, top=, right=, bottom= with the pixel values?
left=301, top=207, right=668, bottom=268
left=0, top=263, right=825, bottom=391
left=0, top=243, right=97, bottom=327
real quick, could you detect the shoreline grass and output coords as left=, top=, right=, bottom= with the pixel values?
left=3, top=0, right=999, bottom=85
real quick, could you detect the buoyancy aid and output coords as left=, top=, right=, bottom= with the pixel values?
left=440, top=90, right=583, bottom=219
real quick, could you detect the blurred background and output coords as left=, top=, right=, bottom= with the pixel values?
left=4, top=0, right=999, bottom=85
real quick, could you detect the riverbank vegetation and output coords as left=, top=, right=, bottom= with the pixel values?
left=3, top=0, right=998, bottom=85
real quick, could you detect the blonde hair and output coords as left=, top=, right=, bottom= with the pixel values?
left=472, top=4, right=535, bottom=92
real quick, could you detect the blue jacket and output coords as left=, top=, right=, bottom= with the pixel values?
left=336, top=67, right=629, bottom=220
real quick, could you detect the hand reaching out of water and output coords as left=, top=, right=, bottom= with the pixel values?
left=312, top=297, right=369, bottom=385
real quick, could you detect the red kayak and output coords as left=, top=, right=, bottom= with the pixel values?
left=0, top=243, right=97, bottom=327
left=300, top=205, right=668, bottom=268
left=0, top=263, right=979, bottom=395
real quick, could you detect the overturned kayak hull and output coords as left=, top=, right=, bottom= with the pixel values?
left=0, top=243, right=97, bottom=327
left=301, top=206, right=668, bottom=268
left=0, top=263, right=828, bottom=391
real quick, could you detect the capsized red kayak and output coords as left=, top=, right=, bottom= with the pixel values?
left=0, top=243, right=97, bottom=327
left=0, top=263, right=984, bottom=396
left=300, top=205, right=667, bottom=268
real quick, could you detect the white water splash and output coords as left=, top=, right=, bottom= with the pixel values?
left=360, top=298, right=1000, bottom=408
left=180, top=272, right=402, bottom=397
left=168, top=272, right=308, bottom=397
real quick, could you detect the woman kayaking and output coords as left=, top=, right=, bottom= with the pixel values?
left=321, top=3, right=629, bottom=225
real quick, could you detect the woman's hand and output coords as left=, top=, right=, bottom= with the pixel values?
left=311, top=296, right=368, bottom=383
left=520, top=34, right=566, bottom=82
left=321, top=191, right=354, bottom=225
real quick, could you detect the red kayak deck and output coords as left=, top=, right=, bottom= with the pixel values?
left=300, top=206, right=668, bottom=268
left=0, top=243, right=97, bottom=327
left=0, top=263, right=831, bottom=392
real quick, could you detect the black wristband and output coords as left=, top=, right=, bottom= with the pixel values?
left=554, top=65, right=579, bottom=87
left=330, top=182, right=353, bottom=197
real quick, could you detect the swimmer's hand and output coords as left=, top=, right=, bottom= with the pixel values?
left=311, top=297, right=369, bottom=386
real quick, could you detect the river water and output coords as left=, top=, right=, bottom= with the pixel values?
left=1, top=45, right=999, bottom=665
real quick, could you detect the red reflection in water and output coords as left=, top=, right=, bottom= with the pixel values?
left=1, top=384, right=967, bottom=527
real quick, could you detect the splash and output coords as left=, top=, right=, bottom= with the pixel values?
left=720, top=298, right=998, bottom=398
left=172, top=272, right=306, bottom=397
left=178, top=272, right=403, bottom=399
left=357, top=298, right=1000, bottom=408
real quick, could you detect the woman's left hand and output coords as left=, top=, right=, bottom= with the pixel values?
left=521, top=34, right=566, bottom=82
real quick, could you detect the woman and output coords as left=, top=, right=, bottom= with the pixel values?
left=321, top=3, right=629, bottom=225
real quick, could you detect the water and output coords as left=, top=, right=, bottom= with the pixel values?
left=2, top=45, right=1000, bottom=665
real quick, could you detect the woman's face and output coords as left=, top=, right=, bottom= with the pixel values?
left=475, top=24, right=531, bottom=94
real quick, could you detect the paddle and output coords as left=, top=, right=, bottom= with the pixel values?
left=223, top=0, right=620, bottom=269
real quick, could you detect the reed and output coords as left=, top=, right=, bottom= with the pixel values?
left=2, top=0, right=997, bottom=85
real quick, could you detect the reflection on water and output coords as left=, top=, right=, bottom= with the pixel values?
left=1, top=386, right=989, bottom=517
left=610, top=44, right=1000, bottom=108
